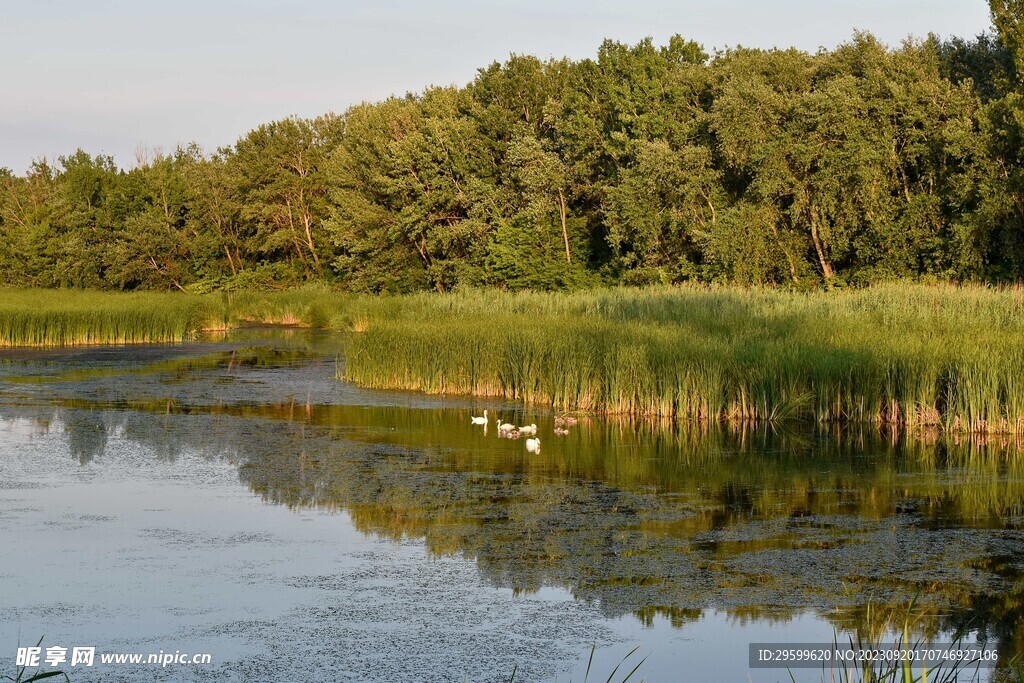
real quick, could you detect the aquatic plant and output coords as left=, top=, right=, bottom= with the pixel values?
left=0, top=289, right=210, bottom=346
left=5, top=282, right=1024, bottom=434
left=0, top=285, right=347, bottom=347
left=4, top=637, right=70, bottom=683
left=507, top=644, right=647, bottom=683
left=342, top=283, right=1024, bottom=434
left=808, top=599, right=993, bottom=683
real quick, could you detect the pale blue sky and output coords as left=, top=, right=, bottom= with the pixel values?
left=1, top=0, right=993, bottom=172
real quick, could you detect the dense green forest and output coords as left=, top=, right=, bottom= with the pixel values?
left=2, top=1, right=1024, bottom=292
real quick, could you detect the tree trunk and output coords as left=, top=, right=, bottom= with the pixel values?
left=301, top=211, right=321, bottom=270
left=224, top=245, right=238, bottom=277
left=557, top=189, right=571, bottom=264
left=284, top=198, right=308, bottom=266
left=809, top=211, right=834, bottom=281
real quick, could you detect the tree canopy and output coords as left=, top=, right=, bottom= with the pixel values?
left=2, top=3, right=1022, bottom=291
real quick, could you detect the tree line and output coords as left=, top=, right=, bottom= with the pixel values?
left=2, top=2, right=1023, bottom=292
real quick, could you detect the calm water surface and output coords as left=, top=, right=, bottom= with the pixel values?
left=1, top=332, right=1022, bottom=682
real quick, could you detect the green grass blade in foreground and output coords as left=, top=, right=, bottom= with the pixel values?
left=5, top=636, right=70, bottom=683
left=602, top=645, right=641, bottom=683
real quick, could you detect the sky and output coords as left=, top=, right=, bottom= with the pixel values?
left=0, top=0, right=994, bottom=172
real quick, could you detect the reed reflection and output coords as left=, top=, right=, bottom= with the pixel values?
left=2, top=396, right=1023, bottom=667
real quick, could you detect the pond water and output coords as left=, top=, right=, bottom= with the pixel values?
left=1, top=332, right=1022, bottom=682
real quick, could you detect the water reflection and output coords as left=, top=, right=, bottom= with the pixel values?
left=2, top=339, right=1024, bottom=675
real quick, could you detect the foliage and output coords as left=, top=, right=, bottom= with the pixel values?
left=3, top=3, right=1024, bottom=290
left=4, top=637, right=70, bottom=683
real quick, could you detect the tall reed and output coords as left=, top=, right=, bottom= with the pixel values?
left=342, top=283, right=1024, bottom=435
left=5, top=283, right=1024, bottom=434
left=0, top=286, right=351, bottom=347
left=0, top=289, right=211, bottom=346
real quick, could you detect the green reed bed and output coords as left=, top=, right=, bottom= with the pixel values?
left=342, top=284, right=1024, bottom=434
left=0, top=289, right=214, bottom=347
left=224, top=285, right=343, bottom=328
left=4, top=283, right=1024, bottom=433
left=0, top=286, right=350, bottom=347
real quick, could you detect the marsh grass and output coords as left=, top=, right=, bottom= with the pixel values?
left=0, top=289, right=210, bottom=347
left=809, top=598, right=991, bottom=683
left=507, top=644, right=647, bottom=683
left=343, top=284, right=1024, bottom=435
left=4, top=637, right=70, bottom=683
left=4, top=283, right=1024, bottom=434
left=0, top=286, right=343, bottom=347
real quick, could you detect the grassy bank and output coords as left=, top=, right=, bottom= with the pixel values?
left=341, top=285, right=1024, bottom=434
left=2, top=284, right=1024, bottom=433
left=0, top=287, right=341, bottom=346
left=0, top=289, right=214, bottom=346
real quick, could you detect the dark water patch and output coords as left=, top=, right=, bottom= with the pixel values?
left=0, top=480, right=47, bottom=489
left=72, top=513, right=117, bottom=522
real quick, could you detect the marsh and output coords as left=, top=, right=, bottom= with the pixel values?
left=2, top=331, right=1022, bottom=681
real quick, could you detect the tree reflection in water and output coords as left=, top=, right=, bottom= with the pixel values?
left=2, top=397, right=1023, bottom=669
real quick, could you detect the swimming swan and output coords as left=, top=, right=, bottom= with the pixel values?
left=525, top=437, right=541, bottom=453
left=471, top=410, right=488, bottom=425
left=518, top=424, right=537, bottom=436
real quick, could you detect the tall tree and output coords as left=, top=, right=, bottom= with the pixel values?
left=182, top=148, right=245, bottom=282
left=48, top=150, right=122, bottom=287
left=326, top=89, right=496, bottom=292
left=109, top=148, right=197, bottom=289
left=232, top=115, right=343, bottom=279
left=0, top=162, right=56, bottom=285
left=990, top=0, right=1024, bottom=74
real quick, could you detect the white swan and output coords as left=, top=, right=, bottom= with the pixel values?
left=471, top=409, right=488, bottom=425
left=498, top=420, right=516, bottom=433
left=525, top=437, right=540, bottom=453
left=518, top=424, right=537, bottom=436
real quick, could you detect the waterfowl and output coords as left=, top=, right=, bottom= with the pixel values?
left=553, top=427, right=569, bottom=436
left=564, top=416, right=578, bottom=426
left=518, top=423, right=537, bottom=436
left=525, top=437, right=541, bottom=453
left=471, top=409, right=488, bottom=425
left=554, top=416, right=567, bottom=428
left=498, top=420, right=516, bottom=433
